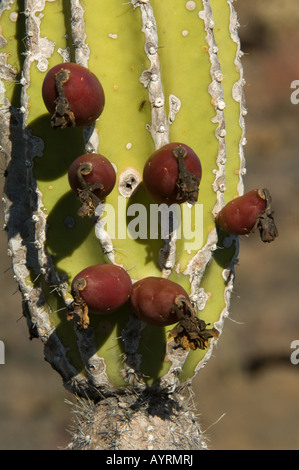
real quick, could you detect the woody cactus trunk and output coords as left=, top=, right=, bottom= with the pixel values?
left=0, top=0, right=246, bottom=450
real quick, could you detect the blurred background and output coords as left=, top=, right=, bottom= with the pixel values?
left=1, top=0, right=299, bottom=449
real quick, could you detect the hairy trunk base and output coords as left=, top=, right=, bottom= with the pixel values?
left=66, top=387, right=207, bottom=450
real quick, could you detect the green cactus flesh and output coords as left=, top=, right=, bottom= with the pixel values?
left=0, top=1, right=245, bottom=392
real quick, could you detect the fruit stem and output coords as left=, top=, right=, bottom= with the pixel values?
left=51, top=69, right=76, bottom=129
left=173, top=146, right=200, bottom=204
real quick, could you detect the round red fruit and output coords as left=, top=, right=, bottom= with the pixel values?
left=215, top=188, right=278, bottom=242
left=143, top=142, right=202, bottom=205
left=130, top=276, right=191, bottom=327
left=215, top=189, right=267, bottom=235
left=71, top=264, right=132, bottom=316
left=42, top=62, right=105, bottom=128
left=68, top=153, right=116, bottom=199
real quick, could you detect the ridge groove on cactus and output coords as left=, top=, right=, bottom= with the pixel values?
left=0, top=0, right=277, bottom=450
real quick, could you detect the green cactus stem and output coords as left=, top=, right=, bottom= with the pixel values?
left=0, top=0, right=246, bottom=449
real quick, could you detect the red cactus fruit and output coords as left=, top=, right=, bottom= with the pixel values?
left=69, top=264, right=132, bottom=328
left=143, top=142, right=202, bottom=205
left=130, top=276, right=190, bottom=327
left=68, top=153, right=116, bottom=217
left=42, top=62, right=105, bottom=128
left=215, top=188, right=278, bottom=243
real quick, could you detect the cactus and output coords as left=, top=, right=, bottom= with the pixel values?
left=0, top=0, right=248, bottom=450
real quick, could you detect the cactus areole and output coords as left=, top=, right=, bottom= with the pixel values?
left=0, top=0, right=277, bottom=450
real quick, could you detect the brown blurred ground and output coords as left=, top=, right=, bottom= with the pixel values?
left=1, top=0, right=299, bottom=450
